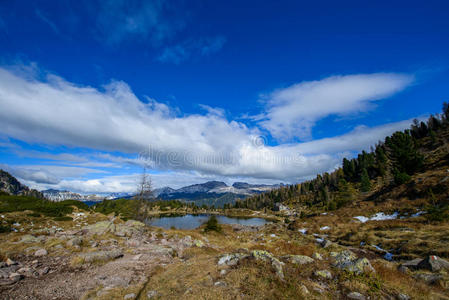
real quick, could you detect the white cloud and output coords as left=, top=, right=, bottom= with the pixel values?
left=0, top=65, right=418, bottom=191
left=259, top=73, right=414, bottom=140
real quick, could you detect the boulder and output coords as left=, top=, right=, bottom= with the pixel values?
left=414, top=273, right=443, bottom=285
left=67, top=237, right=82, bottom=247
left=397, top=293, right=410, bottom=300
left=401, top=258, right=423, bottom=270
left=347, top=292, right=366, bottom=300
left=320, top=239, right=333, bottom=248
left=34, top=249, right=48, bottom=257
left=251, top=250, right=285, bottom=279
left=83, top=221, right=115, bottom=235
left=218, top=253, right=249, bottom=266
left=20, top=234, right=40, bottom=243
left=417, top=255, right=449, bottom=272
left=314, top=270, right=332, bottom=280
left=331, top=250, right=375, bottom=275
left=281, top=254, right=314, bottom=265
left=75, top=250, right=123, bottom=264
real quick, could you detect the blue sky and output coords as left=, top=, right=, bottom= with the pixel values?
left=0, top=0, right=448, bottom=193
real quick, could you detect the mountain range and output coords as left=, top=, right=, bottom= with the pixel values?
left=154, top=181, right=281, bottom=207
left=41, top=189, right=134, bottom=202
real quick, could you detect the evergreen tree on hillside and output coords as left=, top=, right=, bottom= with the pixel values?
left=360, top=168, right=371, bottom=192
left=385, top=131, right=423, bottom=175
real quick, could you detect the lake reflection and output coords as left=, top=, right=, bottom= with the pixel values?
left=146, top=214, right=269, bottom=230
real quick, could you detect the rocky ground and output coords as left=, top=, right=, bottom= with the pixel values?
left=1, top=207, right=449, bottom=299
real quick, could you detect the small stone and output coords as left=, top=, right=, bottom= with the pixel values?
left=67, top=237, right=82, bottom=247
left=314, top=270, right=332, bottom=279
left=9, top=273, right=23, bottom=281
left=0, top=262, right=7, bottom=268
left=320, top=239, right=332, bottom=248
left=34, top=249, right=48, bottom=257
left=147, top=290, right=157, bottom=298
left=300, top=284, right=309, bottom=295
left=6, top=258, right=17, bottom=266
left=220, top=269, right=227, bottom=276
left=38, top=267, right=49, bottom=276
left=397, top=293, right=410, bottom=300
left=124, top=293, right=136, bottom=299
left=214, top=281, right=226, bottom=287
left=312, top=252, right=323, bottom=260
left=398, top=265, right=410, bottom=274
left=347, top=291, right=366, bottom=300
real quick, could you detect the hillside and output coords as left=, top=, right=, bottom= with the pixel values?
left=0, top=170, right=43, bottom=199
left=235, top=103, right=449, bottom=220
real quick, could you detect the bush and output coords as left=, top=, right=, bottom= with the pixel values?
left=393, top=171, right=411, bottom=185
left=426, top=205, right=449, bottom=222
left=204, top=215, right=221, bottom=233
left=0, top=225, right=11, bottom=233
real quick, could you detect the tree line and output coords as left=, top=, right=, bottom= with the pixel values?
left=234, top=102, right=449, bottom=211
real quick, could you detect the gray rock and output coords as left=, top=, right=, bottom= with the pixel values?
left=34, top=248, right=48, bottom=257
left=401, top=258, right=423, bottom=270
left=76, top=249, right=123, bottom=263
left=214, top=281, right=227, bottom=287
left=20, top=234, right=40, bottom=243
left=347, top=291, right=366, bottom=300
left=320, top=239, right=332, bottom=248
left=282, top=254, right=314, bottom=265
left=67, top=237, right=82, bottom=247
left=397, top=293, right=410, bottom=300
left=331, top=250, right=375, bottom=275
left=0, top=262, right=7, bottom=268
left=9, top=272, right=23, bottom=281
left=124, top=293, right=136, bottom=299
left=417, top=255, right=449, bottom=272
left=414, top=273, right=443, bottom=285
left=218, top=253, right=249, bottom=266
left=38, top=267, right=49, bottom=276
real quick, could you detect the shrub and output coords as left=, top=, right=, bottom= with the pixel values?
left=0, top=225, right=11, bottom=233
left=204, top=215, right=221, bottom=233
left=425, top=205, right=449, bottom=222
left=393, top=171, right=411, bottom=185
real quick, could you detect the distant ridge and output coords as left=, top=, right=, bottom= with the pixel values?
left=0, top=169, right=43, bottom=198
left=153, top=180, right=281, bottom=207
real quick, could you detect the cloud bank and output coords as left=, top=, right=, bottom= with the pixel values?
left=0, top=65, right=416, bottom=192
left=258, top=73, right=414, bottom=140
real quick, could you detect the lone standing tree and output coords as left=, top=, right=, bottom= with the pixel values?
left=134, top=167, right=153, bottom=220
